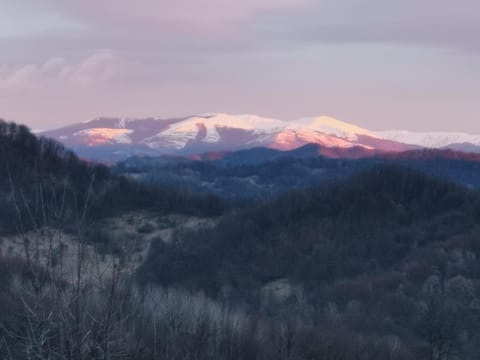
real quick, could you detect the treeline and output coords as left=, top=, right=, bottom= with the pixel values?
left=139, top=166, right=480, bottom=359
left=4, top=120, right=480, bottom=358
left=0, top=120, right=223, bottom=235
left=115, top=150, right=480, bottom=201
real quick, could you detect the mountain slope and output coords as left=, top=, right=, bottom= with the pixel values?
left=140, top=165, right=480, bottom=290
left=377, top=129, right=480, bottom=150
left=41, top=114, right=412, bottom=160
left=0, top=120, right=223, bottom=235
left=115, top=146, right=480, bottom=201
left=290, top=116, right=379, bottom=140
left=139, top=166, right=480, bottom=357
left=42, top=113, right=480, bottom=161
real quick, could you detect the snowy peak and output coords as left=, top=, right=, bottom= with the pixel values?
left=81, top=117, right=130, bottom=128
left=377, top=130, right=480, bottom=149
left=42, top=112, right=480, bottom=161
left=142, top=113, right=378, bottom=151
left=198, top=113, right=285, bottom=131
left=73, top=128, right=133, bottom=145
left=264, top=128, right=373, bottom=151
left=143, top=113, right=286, bottom=150
left=41, top=113, right=412, bottom=160
left=290, top=116, right=379, bottom=141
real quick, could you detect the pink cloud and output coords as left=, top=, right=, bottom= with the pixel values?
left=67, top=51, right=121, bottom=86
left=2, top=0, right=480, bottom=133
left=32, top=0, right=311, bottom=36
left=0, top=50, right=122, bottom=91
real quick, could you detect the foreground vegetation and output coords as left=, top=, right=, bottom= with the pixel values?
left=1, top=252, right=411, bottom=360
left=140, top=166, right=480, bottom=359
left=0, top=120, right=223, bottom=236
left=2, top=121, right=480, bottom=359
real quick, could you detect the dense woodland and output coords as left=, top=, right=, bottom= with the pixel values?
left=115, top=146, right=480, bottom=201
left=0, top=120, right=223, bottom=235
left=2, top=122, right=480, bottom=359
left=139, top=166, right=480, bottom=359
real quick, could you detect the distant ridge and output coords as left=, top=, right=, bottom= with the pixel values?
left=192, top=144, right=480, bottom=166
left=41, top=113, right=480, bottom=161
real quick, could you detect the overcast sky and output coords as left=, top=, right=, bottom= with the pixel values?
left=1, top=0, right=479, bottom=131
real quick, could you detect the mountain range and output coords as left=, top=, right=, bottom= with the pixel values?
left=5, top=121, right=480, bottom=358
left=41, top=113, right=480, bottom=161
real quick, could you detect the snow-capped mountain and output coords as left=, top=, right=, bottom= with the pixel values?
left=143, top=114, right=286, bottom=150
left=40, top=113, right=480, bottom=161
left=376, top=130, right=480, bottom=150
left=292, top=116, right=379, bottom=141
left=42, top=113, right=409, bottom=160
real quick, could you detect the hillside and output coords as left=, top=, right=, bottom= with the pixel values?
left=0, top=120, right=223, bottom=235
left=41, top=114, right=412, bottom=160
left=139, top=166, right=480, bottom=358
left=41, top=113, right=480, bottom=162
left=115, top=146, right=480, bottom=200
left=3, top=121, right=480, bottom=359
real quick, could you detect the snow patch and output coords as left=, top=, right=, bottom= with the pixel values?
left=73, top=128, right=133, bottom=145
left=377, top=130, right=480, bottom=148
left=144, top=113, right=286, bottom=149
left=291, top=116, right=379, bottom=140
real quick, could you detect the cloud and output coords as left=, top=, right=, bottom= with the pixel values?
left=21, top=0, right=310, bottom=37
left=67, top=51, right=122, bottom=85
left=0, top=50, right=122, bottom=91
left=10, top=0, right=478, bottom=50
left=267, top=0, right=480, bottom=51
left=2, top=0, right=480, bottom=132
left=5, top=0, right=480, bottom=56
left=4, top=0, right=480, bottom=54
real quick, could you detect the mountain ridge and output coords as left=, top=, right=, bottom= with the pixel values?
left=40, top=113, right=480, bottom=160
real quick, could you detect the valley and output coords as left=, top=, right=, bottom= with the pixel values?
left=2, top=119, right=480, bottom=359
left=3, top=1, right=478, bottom=358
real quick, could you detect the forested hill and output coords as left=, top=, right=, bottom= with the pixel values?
left=0, top=120, right=223, bottom=235
left=141, top=165, right=480, bottom=293
left=3, top=120, right=480, bottom=358
left=140, top=166, right=480, bottom=356
left=116, top=147, right=480, bottom=201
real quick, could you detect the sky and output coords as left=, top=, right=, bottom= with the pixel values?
left=0, top=0, right=479, bottom=132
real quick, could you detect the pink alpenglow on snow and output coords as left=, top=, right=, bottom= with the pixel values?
left=0, top=0, right=479, bottom=132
